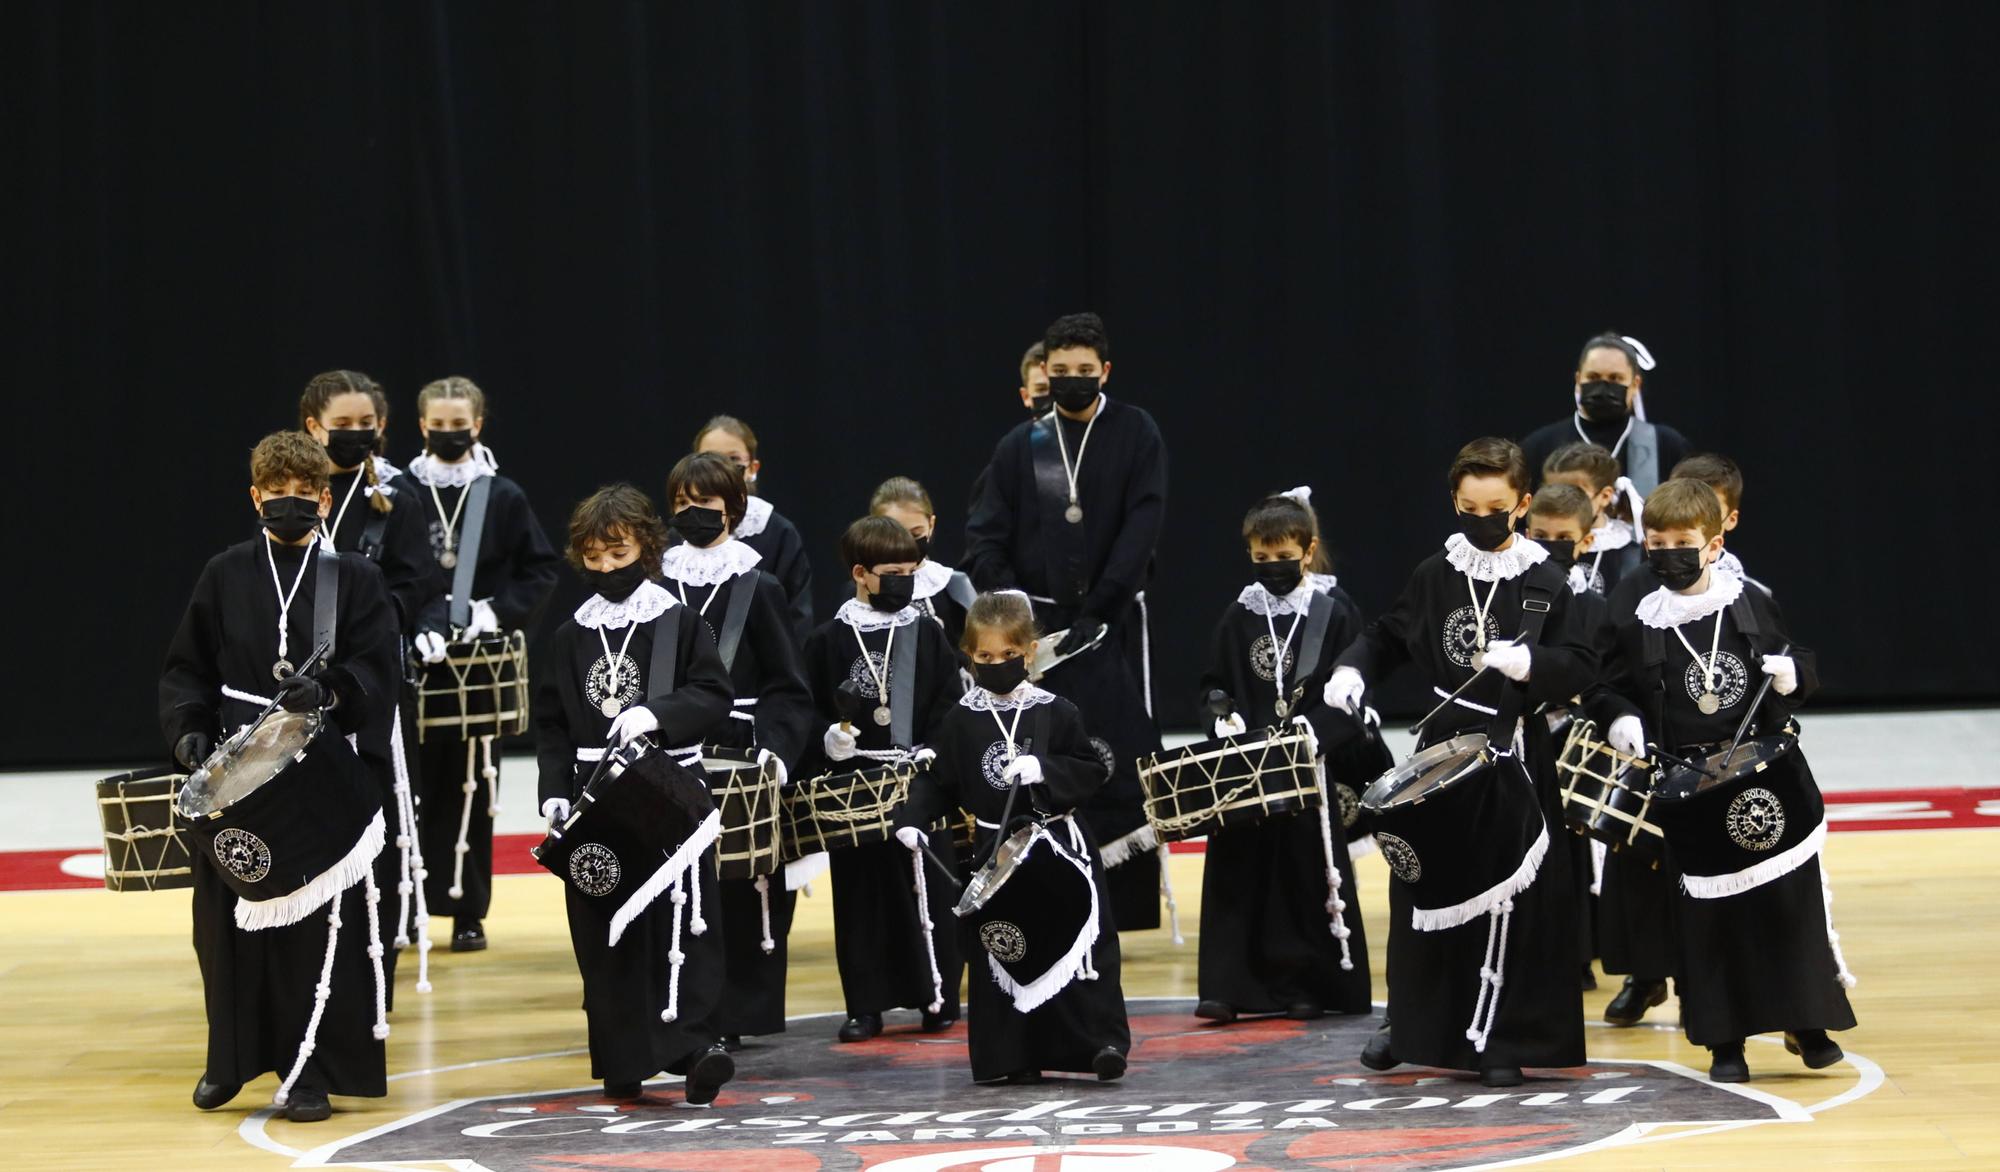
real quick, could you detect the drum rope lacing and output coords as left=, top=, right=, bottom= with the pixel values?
left=1142, top=731, right=1316, bottom=839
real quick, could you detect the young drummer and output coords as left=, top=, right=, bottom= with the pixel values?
left=693, top=415, right=816, bottom=643
left=1670, top=453, right=1770, bottom=595
left=895, top=592, right=1131, bottom=1085
left=800, top=517, right=966, bottom=1042
left=160, top=431, right=400, bottom=1123
left=1594, top=479, right=1853, bottom=1081
left=534, top=485, right=738, bottom=1102
left=405, top=377, right=561, bottom=952
left=1326, top=438, right=1596, bottom=1087
left=1194, top=490, right=1377, bottom=1023
left=872, top=476, right=978, bottom=651
left=661, top=453, right=815, bottom=1047
left=1541, top=442, right=1644, bottom=596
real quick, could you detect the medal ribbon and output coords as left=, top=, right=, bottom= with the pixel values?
left=1671, top=608, right=1728, bottom=703
left=1052, top=395, right=1103, bottom=517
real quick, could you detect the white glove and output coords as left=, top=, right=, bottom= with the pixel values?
left=1363, top=705, right=1382, bottom=730
left=464, top=598, right=501, bottom=638
left=1214, top=712, right=1248, bottom=738
left=541, top=797, right=572, bottom=825
left=823, top=723, right=857, bottom=762
left=1323, top=667, right=1365, bottom=715
left=413, top=630, right=449, bottom=664
left=1482, top=639, right=1533, bottom=682
left=608, top=705, right=658, bottom=745
left=1608, top=715, right=1647, bottom=759
left=1002, top=754, right=1044, bottom=786
left=756, top=746, right=789, bottom=787
left=894, top=825, right=924, bottom=850
left=911, top=746, right=938, bottom=768
left=1761, top=654, right=1798, bottom=696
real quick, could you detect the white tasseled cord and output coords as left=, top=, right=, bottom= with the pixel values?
left=909, top=844, right=945, bottom=1014
left=661, top=877, right=688, bottom=1023
left=481, top=734, right=500, bottom=818
left=1156, top=843, right=1184, bottom=945
left=273, top=896, right=344, bottom=1108
left=1069, top=819, right=1100, bottom=980
left=1311, top=761, right=1355, bottom=970
left=389, top=707, right=415, bottom=947
left=362, top=868, right=390, bottom=1040
left=1819, top=857, right=1859, bottom=989
left=754, top=874, right=776, bottom=954
left=688, top=856, right=708, bottom=937
left=448, top=738, right=477, bottom=900
left=396, top=744, right=434, bottom=992
left=1464, top=900, right=1516, bottom=1054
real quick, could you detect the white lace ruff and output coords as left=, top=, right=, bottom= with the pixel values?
left=959, top=683, right=1059, bottom=712
left=1236, top=582, right=1316, bottom=617
left=1308, top=572, right=1339, bottom=594
left=836, top=597, right=920, bottom=632
left=1444, top=532, right=1548, bottom=582
left=1591, top=518, right=1636, bottom=551
left=407, top=445, right=499, bottom=487
left=1635, top=564, right=1745, bottom=629
left=574, top=580, right=677, bottom=629
left=662, top=539, right=762, bottom=586
left=913, top=559, right=955, bottom=600
left=736, top=495, right=775, bottom=539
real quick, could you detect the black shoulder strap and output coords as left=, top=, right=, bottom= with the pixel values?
left=646, top=608, right=680, bottom=701
left=313, top=546, right=340, bottom=664
left=1728, top=590, right=1763, bottom=648
left=889, top=619, right=918, bottom=748
left=716, top=572, right=758, bottom=671
left=360, top=508, right=390, bottom=561
left=448, top=475, right=493, bottom=629
left=1487, top=573, right=1555, bottom=744
left=1294, top=592, right=1336, bottom=680
left=945, top=569, right=978, bottom=612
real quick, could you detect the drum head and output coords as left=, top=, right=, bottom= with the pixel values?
left=1361, top=733, right=1491, bottom=812
left=1655, top=735, right=1795, bottom=803
left=178, top=709, right=322, bottom=818
left=955, top=820, right=1039, bottom=917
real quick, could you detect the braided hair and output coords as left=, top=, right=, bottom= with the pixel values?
left=300, top=369, right=393, bottom=514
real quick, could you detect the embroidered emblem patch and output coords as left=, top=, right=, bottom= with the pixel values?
left=1335, top=781, right=1362, bottom=830
left=1089, top=736, right=1118, bottom=778
left=569, top=843, right=622, bottom=897
left=845, top=651, right=892, bottom=700
left=213, top=828, right=272, bottom=884
left=1726, top=787, right=1786, bottom=852
left=1377, top=832, right=1422, bottom=883
left=1442, top=605, right=1502, bottom=669
left=1249, top=633, right=1298, bottom=683
left=1684, top=651, right=1750, bottom=711
left=980, top=738, right=1033, bottom=790
left=980, top=920, right=1028, bottom=963
left=584, top=653, right=644, bottom=714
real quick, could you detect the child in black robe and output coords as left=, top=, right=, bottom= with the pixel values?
left=1541, top=442, right=1645, bottom=597
left=534, top=485, right=738, bottom=1103
left=1329, top=438, right=1596, bottom=1087
left=800, top=517, right=965, bottom=1042
left=896, top=591, right=1130, bottom=1084
left=1593, top=479, right=1854, bottom=1082
left=694, top=414, right=816, bottom=643
left=872, top=475, right=978, bottom=655
left=159, top=431, right=400, bottom=1122
left=662, top=453, right=815, bottom=1046
left=1194, top=489, right=1376, bottom=1022
left=404, top=377, right=560, bottom=952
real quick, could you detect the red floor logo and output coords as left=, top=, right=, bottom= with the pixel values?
left=301, top=1002, right=1806, bottom=1171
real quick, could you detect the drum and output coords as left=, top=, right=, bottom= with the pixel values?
left=414, top=630, right=530, bottom=741
left=1555, top=718, right=1664, bottom=859
left=1360, top=733, right=1548, bottom=925
left=958, top=815, right=1102, bottom=1013
left=779, top=758, right=920, bottom=860
left=1649, top=731, right=1824, bottom=894
left=702, top=749, right=783, bottom=881
left=176, top=707, right=382, bottom=920
left=94, top=769, right=193, bottom=892
left=1136, top=724, right=1320, bottom=844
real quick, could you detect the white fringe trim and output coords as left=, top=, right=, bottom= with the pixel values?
left=1408, top=825, right=1549, bottom=932
left=608, top=809, right=722, bottom=947
left=1680, top=819, right=1826, bottom=900
left=986, top=825, right=1103, bottom=1014
left=1098, top=824, right=1157, bottom=869
left=235, top=810, right=386, bottom=932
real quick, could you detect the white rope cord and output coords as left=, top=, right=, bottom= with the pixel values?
left=661, top=881, right=688, bottom=1023
left=481, top=733, right=500, bottom=818
left=389, top=707, right=433, bottom=991
left=448, top=737, right=477, bottom=900
left=362, top=868, right=390, bottom=1041
left=688, top=853, right=708, bottom=936
left=1819, top=857, right=1859, bottom=989
left=909, top=843, right=946, bottom=1013
left=1069, top=818, right=1101, bottom=980
left=272, top=897, right=343, bottom=1108
left=1157, top=843, right=1184, bottom=945
left=1311, top=760, right=1355, bottom=970
left=1464, top=900, right=1516, bottom=1053
left=754, top=874, right=776, bottom=954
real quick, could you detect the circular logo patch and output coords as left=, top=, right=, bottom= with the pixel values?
left=980, top=919, right=1028, bottom=963
left=212, top=828, right=271, bottom=883
left=1336, top=781, right=1361, bottom=830
left=1441, top=605, right=1501, bottom=669
left=1377, top=832, right=1422, bottom=883
left=1684, top=650, right=1750, bottom=711
left=584, top=652, right=644, bottom=715
left=845, top=651, right=892, bottom=700
left=1725, top=787, right=1786, bottom=851
left=1248, top=633, right=1297, bottom=683
left=980, top=738, right=1032, bottom=790
left=1089, top=735, right=1118, bottom=778
left=568, top=843, right=622, bottom=897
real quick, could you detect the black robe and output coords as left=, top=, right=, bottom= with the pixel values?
left=800, top=606, right=966, bottom=1017
left=1195, top=585, right=1378, bottom=1015
left=737, top=499, right=816, bottom=646
left=897, top=689, right=1130, bottom=1081
left=1336, top=539, right=1597, bottom=1071
left=534, top=593, right=735, bottom=1083
left=662, top=556, right=815, bottom=1036
left=159, top=535, right=400, bottom=1098
left=1521, top=413, right=1692, bottom=496
left=913, top=559, right=976, bottom=660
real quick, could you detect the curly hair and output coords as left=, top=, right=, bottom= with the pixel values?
left=1044, top=312, right=1110, bottom=362
left=565, top=483, right=667, bottom=574
left=250, top=430, right=334, bottom=493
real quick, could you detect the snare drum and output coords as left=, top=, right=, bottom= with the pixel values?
left=1555, top=719, right=1664, bottom=859
left=957, top=815, right=1102, bottom=1013
left=1361, top=733, right=1548, bottom=923
left=1136, top=724, right=1320, bottom=844
left=780, top=759, right=920, bottom=860
left=415, top=630, right=530, bottom=741
left=702, top=748, right=784, bottom=880
left=1649, top=732, right=1823, bottom=895
left=95, top=769, right=193, bottom=891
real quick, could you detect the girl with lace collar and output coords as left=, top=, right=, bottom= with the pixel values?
left=870, top=476, right=979, bottom=651
left=1194, top=490, right=1379, bottom=1027
left=693, top=414, right=817, bottom=642
left=533, top=485, right=739, bottom=1105
left=1542, top=442, right=1645, bottom=596
left=895, top=591, right=1130, bottom=1084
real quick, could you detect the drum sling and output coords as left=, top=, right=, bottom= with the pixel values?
left=445, top=475, right=491, bottom=631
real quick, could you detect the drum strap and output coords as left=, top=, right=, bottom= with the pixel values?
left=447, top=476, right=493, bottom=630
left=647, top=611, right=680, bottom=701
left=1294, top=592, right=1336, bottom=688
left=313, top=548, right=340, bottom=663
left=889, top=617, right=918, bottom=747
left=1487, top=577, right=1555, bottom=744
left=360, top=508, right=390, bottom=561
left=715, top=571, right=758, bottom=672
left=944, top=569, right=978, bottom=612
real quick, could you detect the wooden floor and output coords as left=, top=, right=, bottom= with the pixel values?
left=2, top=828, right=1995, bottom=1170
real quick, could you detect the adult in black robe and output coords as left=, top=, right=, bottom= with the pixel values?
left=1520, top=334, right=1690, bottom=496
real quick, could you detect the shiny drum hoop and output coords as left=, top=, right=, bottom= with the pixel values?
left=1136, top=724, right=1320, bottom=844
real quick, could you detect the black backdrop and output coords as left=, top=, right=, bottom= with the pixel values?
left=9, top=1, right=1997, bottom=767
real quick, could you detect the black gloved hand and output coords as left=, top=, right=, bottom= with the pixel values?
left=275, top=673, right=330, bottom=713
left=174, top=731, right=213, bottom=772
left=1054, top=615, right=1106, bottom=658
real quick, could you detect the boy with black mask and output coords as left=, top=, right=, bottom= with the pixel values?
left=1521, top=332, right=1691, bottom=496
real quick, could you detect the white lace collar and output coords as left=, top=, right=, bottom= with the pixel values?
left=836, top=597, right=920, bottom=632
left=1444, top=532, right=1547, bottom=582
left=913, top=559, right=956, bottom=600
left=960, top=682, right=1058, bottom=712
left=408, top=444, right=499, bottom=488
left=1566, top=564, right=1594, bottom=595
left=1308, top=572, right=1339, bottom=594
left=1715, top=549, right=1748, bottom=578
left=662, top=538, right=762, bottom=586
left=1236, top=582, right=1317, bottom=617
left=1590, top=518, right=1636, bottom=551
left=735, top=495, right=775, bottom=539
left=1635, top=564, right=1745, bottom=629
left=574, top=579, right=676, bottom=630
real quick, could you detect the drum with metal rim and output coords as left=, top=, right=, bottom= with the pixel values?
left=1360, top=733, right=1548, bottom=917
left=1136, top=723, right=1321, bottom=844
left=1554, top=718, right=1664, bottom=859
left=94, top=769, right=193, bottom=891
left=701, top=748, right=784, bottom=880
left=780, top=758, right=921, bottom=860
left=415, top=630, right=530, bottom=741
left=1649, top=731, right=1823, bottom=889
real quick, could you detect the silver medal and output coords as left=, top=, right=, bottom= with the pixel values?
left=1064, top=503, right=1084, bottom=524
left=873, top=705, right=893, bottom=727
left=271, top=659, right=293, bottom=681
left=1275, top=699, right=1288, bottom=719
left=439, top=549, right=458, bottom=569
left=1698, top=691, right=1720, bottom=716
left=601, top=697, right=623, bottom=718
left=1471, top=652, right=1487, bottom=672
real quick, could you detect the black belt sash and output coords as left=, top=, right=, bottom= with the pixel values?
left=312, top=547, right=340, bottom=663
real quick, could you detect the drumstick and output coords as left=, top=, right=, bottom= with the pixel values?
left=1718, top=642, right=1793, bottom=768
left=911, top=836, right=965, bottom=891
left=1408, top=666, right=1492, bottom=738
left=242, top=640, right=333, bottom=731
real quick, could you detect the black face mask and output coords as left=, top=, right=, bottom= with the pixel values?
left=582, top=560, right=650, bottom=604
left=427, top=428, right=475, bottom=462
left=1049, top=375, right=1101, bottom=413
left=259, top=496, right=323, bottom=543
left=1456, top=507, right=1518, bottom=552
left=1252, top=557, right=1304, bottom=597
left=913, top=533, right=932, bottom=561
left=1538, top=538, right=1578, bottom=569
left=1025, top=390, right=1051, bottom=414
left=869, top=571, right=915, bottom=613
left=1577, top=380, right=1629, bottom=424
left=324, top=428, right=378, bottom=470
left=1647, top=546, right=1707, bottom=591
left=971, top=656, right=1030, bottom=695
left=670, top=505, right=727, bottom=548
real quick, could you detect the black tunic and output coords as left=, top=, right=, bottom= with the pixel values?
left=1336, top=538, right=1597, bottom=1071
left=534, top=591, right=736, bottom=1082
left=1194, top=585, right=1376, bottom=1015
left=898, top=689, right=1130, bottom=1081
left=738, top=500, right=816, bottom=646
left=912, top=559, right=975, bottom=658
left=1521, top=413, right=1691, bottom=495
left=800, top=605, right=966, bottom=1017
left=159, top=535, right=400, bottom=1097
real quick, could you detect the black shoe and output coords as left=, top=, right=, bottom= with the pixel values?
left=1359, top=1026, right=1398, bottom=1071
left=451, top=920, right=487, bottom=953
left=603, top=1080, right=643, bottom=1101
left=1709, top=1043, right=1750, bottom=1083
left=285, top=1087, right=332, bottom=1123
left=1480, top=1065, right=1524, bottom=1088
left=192, top=1078, right=241, bottom=1111
left=837, top=1013, right=882, bottom=1043
left=684, top=1045, right=735, bottom=1106
left=1580, top=962, right=1598, bottom=991
left=1194, top=1000, right=1237, bottom=1024
left=1604, top=977, right=1668, bottom=1026
left=1092, top=1046, right=1128, bottom=1081
left=920, top=1006, right=959, bottom=1033
left=1784, top=1030, right=1844, bottom=1070
left=719, top=1034, right=743, bottom=1053
left=1285, top=1001, right=1324, bottom=1021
